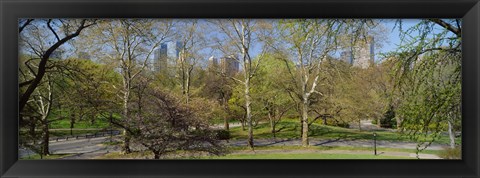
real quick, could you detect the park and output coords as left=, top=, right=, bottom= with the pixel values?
left=18, top=19, right=462, bottom=159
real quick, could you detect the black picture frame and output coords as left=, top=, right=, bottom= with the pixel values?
left=1, top=0, right=479, bottom=177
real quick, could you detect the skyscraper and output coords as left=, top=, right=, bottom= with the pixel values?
left=208, top=55, right=240, bottom=75
left=340, top=37, right=375, bottom=69
left=153, top=41, right=183, bottom=72
left=340, top=50, right=353, bottom=65
left=221, top=55, right=240, bottom=75
left=208, top=56, right=219, bottom=66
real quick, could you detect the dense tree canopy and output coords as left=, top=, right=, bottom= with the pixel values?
left=18, top=19, right=461, bottom=159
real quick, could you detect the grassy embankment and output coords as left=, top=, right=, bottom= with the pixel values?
left=98, top=145, right=442, bottom=159
left=228, top=119, right=460, bottom=145
left=20, top=153, right=73, bottom=160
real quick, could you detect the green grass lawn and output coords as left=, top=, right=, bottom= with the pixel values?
left=228, top=145, right=442, bottom=155
left=20, top=153, right=73, bottom=160
left=49, top=119, right=111, bottom=129
left=205, top=153, right=413, bottom=159
left=49, top=130, right=105, bottom=137
left=98, top=144, right=431, bottom=160
left=21, top=129, right=112, bottom=138
left=99, top=150, right=413, bottom=159
left=229, top=119, right=460, bottom=145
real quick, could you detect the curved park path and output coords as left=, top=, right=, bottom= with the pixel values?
left=232, top=149, right=440, bottom=159
left=20, top=121, right=446, bottom=159
left=22, top=135, right=445, bottom=159
left=226, top=138, right=445, bottom=150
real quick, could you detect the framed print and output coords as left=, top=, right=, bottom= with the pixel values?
left=1, top=0, right=480, bottom=177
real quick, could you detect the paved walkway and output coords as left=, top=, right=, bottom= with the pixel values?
left=211, top=122, right=243, bottom=129
left=52, top=136, right=121, bottom=159
left=349, top=120, right=395, bottom=132
left=19, top=120, right=447, bottom=159
left=232, top=149, right=440, bottom=159
left=226, top=138, right=446, bottom=150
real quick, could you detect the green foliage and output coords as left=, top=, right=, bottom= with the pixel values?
left=126, top=88, right=226, bottom=158
left=228, top=118, right=456, bottom=145
left=20, top=153, right=73, bottom=160
left=380, top=106, right=396, bottom=128
left=395, top=51, right=461, bottom=149
left=49, top=118, right=110, bottom=129
left=438, top=146, right=461, bottom=159
left=390, top=19, right=461, bottom=151
left=207, top=153, right=411, bottom=159
left=18, top=19, right=462, bottom=158
left=215, top=129, right=231, bottom=140
left=103, top=141, right=123, bottom=146
left=327, top=61, right=390, bottom=126
left=324, top=117, right=350, bottom=128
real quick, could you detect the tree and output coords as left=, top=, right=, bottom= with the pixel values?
left=54, top=58, right=122, bottom=130
left=334, top=66, right=386, bottom=130
left=19, top=19, right=96, bottom=157
left=254, top=54, right=294, bottom=138
left=273, top=19, right=382, bottom=146
left=176, top=20, right=207, bottom=104
left=89, top=19, right=173, bottom=153
left=25, top=74, right=53, bottom=156
left=211, top=19, right=272, bottom=149
left=309, top=58, right=351, bottom=129
left=118, top=88, right=225, bottom=159
left=202, top=60, right=235, bottom=130
left=391, top=19, right=461, bottom=150
left=275, top=19, right=341, bottom=147
left=19, top=19, right=97, bottom=118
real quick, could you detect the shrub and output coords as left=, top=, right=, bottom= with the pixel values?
left=124, top=89, right=226, bottom=159
left=215, top=129, right=230, bottom=140
left=438, top=147, right=461, bottom=159
left=326, top=119, right=350, bottom=128
left=335, top=122, right=350, bottom=128
left=380, top=106, right=396, bottom=128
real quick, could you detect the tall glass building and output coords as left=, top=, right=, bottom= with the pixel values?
left=340, top=36, right=375, bottom=69
left=153, top=41, right=183, bottom=72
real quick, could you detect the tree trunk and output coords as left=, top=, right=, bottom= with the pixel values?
left=268, top=112, right=275, bottom=138
left=395, top=117, right=402, bottom=129
left=224, top=118, right=230, bottom=131
left=153, top=150, right=161, bottom=159
left=19, top=20, right=89, bottom=114
left=41, top=81, right=53, bottom=156
left=185, top=76, right=190, bottom=104
left=123, top=88, right=132, bottom=154
left=223, top=97, right=229, bottom=130
left=70, top=113, right=75, bottom=136
left=123, top=131, right=132, bottom=154
left=301, top=99, right=309, bottom=147
left=271, top=121, right=276, bottom=139
left=241, top=119, right=245, bottom=131
left=245, top=79, right=254, bottom=149
left=358, top=119, right=362, bottom=131
left=186, top=67, right=193, bottom=104
left=447, top=120, right=455, bottom=149
left=41, top=119, right=50, bottom=156
left=28, top=117, right=36, bottom=138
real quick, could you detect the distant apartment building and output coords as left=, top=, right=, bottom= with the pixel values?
left=340, top=37, right=375, bottom=69
left=208, top=55, right=240, bottom=76
left=152, top=41, right=183, bottom=72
